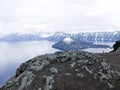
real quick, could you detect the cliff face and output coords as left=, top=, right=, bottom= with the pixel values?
left=0, top=51, right=120, bottom=90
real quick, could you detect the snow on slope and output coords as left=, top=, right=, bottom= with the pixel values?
left=63, top=37, right=73, bottom=44
left=0, top=31, right=120, bottom=42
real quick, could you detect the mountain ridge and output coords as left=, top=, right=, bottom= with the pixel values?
left=0, top=31, right=120, bottom=42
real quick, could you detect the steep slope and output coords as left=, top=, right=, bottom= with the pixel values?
left=0, top=51, right=120, bottom=90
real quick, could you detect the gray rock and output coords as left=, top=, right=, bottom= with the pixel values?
left=0, top=50, right=120, bottom=90
left=49, top=67, right=58, bottom=74
left=64, top=73, right=71, bottom=76
left=76, top=73, right=84, bottom=78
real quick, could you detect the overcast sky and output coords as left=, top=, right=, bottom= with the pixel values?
left=0, top=0, right=120, bottom=34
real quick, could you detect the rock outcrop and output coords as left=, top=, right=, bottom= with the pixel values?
left=112, top=40, right=120, bottom=52
left=0, top=51, right=120, bottom=90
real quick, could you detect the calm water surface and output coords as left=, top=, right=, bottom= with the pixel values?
left=0, top=41, right=58, bottom=85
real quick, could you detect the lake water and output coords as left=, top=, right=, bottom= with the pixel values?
left=83, top=42, right=114, bottom=53
left=0, top=41, right=58, bottom=85
left=0, top=41, right=114, bottom=85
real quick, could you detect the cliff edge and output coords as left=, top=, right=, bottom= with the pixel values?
left=0, top=51, right=120, bottom=90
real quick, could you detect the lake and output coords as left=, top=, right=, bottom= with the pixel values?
left=83, top=42, right=114, bottom=53
left=0, top=41, right=58, bottom=85
left=0, top=41, right=114, bottom=85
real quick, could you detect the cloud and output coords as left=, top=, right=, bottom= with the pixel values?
left=0, top=0, right=17, bottom=23
left=0, top=0, right=120, bottom=33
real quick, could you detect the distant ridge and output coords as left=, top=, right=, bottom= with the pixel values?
left=0, top=31, right=120, bottom=42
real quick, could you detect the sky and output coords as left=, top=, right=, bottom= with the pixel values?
left=0, top=0, right=120, bottom=34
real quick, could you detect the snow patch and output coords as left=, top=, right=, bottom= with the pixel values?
left=44, top=76, right=54, bottom=90
left=41, top=33, right=52, bottom=38
left=63, top=37, right=73, bottom=44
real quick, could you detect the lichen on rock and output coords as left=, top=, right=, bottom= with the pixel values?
left=0, top=50, right=120, bottom=90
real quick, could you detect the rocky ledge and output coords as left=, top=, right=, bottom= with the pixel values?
left=0, top=51, right=120, bottom=90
